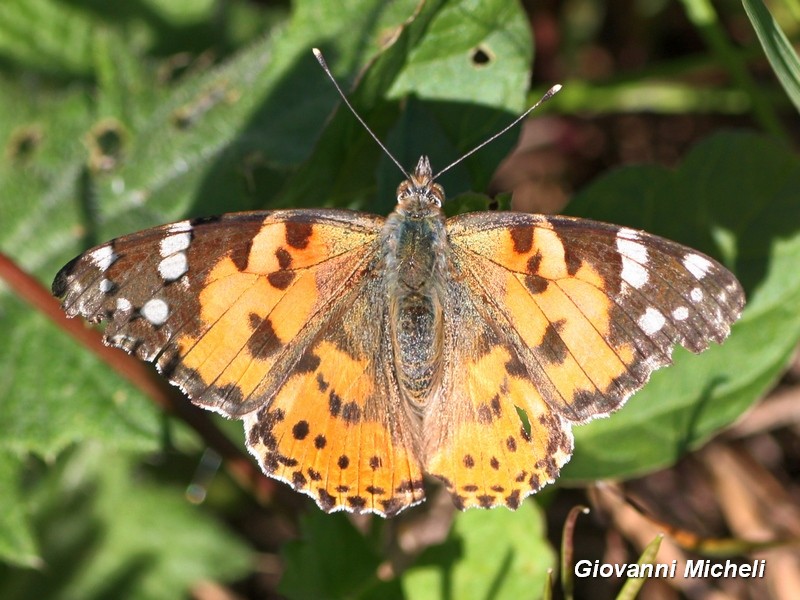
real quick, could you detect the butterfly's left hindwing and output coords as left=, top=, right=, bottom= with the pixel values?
left=244, top=271, right=426, bottom=516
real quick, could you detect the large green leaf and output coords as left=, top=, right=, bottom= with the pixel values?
left=280, top=512, right=403, bottom=599
left=563, top=131, right=800, bottom=481
left=401, top=502, right=554, bottom=599
left=0, top=444, right=252, bottom=599
left=0, top=452, right=39, bottom=568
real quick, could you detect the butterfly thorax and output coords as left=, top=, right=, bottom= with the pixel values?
left=382, top=156, right=447, bottom=407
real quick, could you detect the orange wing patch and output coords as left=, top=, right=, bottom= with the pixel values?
left=245, top=339, right=424, bottom=515
left=449, top=216, right=637, bottom=420
left=244, top=278, right=425, bottom=516
left=447, top=211, right=743, bottom=425
left=424, top=291, right=572, bottom=510
left=173, top=216, right=379, bottom=416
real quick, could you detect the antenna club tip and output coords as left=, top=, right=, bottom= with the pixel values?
left=550, top=84, right=563, bottom=95
left=312, top=48, right=326, bottom=66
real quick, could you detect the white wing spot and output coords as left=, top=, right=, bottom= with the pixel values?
left=672, top=306, right=689, bottom=321
left=617, top=233, right=650, bottom=290
left=90, top=246, right=117, bottom=271
left=617, top=228, right=641, bottom=241
left=621, top=259, right=649, bottom=289
left=683, top=253, right=713, bottom=280
left=617, top=235, right=648, bottom=262
left=638, top=307, right=666, bottom=335
left=99, top=278, right=114, bottom=293
left=160, top=232, right=191, bottom=257
left=167, top=220, right=193, bottom=234
left=158, top=252, right=188, bottom=281
left=142, top=298, right=169, bottom=326
left=690, top=287, right=704, bottom=302
left=116, top=297, right=132, bottom=312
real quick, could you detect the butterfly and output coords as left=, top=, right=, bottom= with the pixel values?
left=52, top=153, right=744, bottom=516
left=52, top=53, right=745, bottom=517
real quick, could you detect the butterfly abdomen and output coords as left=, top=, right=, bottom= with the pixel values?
left=383, top=208, right=447, bottom=405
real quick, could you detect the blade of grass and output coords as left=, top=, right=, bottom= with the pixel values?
left=561, top=505, right=590, bottom=600
left=542, top=568, right=554, bottom=600
left=615, top=534, right=664, bottom=600
left=743, top=0, right=800, bottom=113
left=680, top=0, right=786, bottom=139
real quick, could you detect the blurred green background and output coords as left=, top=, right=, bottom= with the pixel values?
left=1, top=0, right=799, bottom=598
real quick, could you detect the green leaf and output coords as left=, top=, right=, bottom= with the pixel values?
left=0, top=78, right=166, bottom=456
left=280, top=512, right=403, bottom=599
left=401, top=502, right=554, bottom=599
left=742, top=0, right=800, bottom=113
left=0, top=452, right=40, bottom=568
left=279, top=0, right=533, bottom=214
left=0, top=444, right=252, bottom=599
left=0, top=0, right=96, bottom=77
left=385, top=0, right=532, bottom=191
left=563, top=131, right=800, bottom=481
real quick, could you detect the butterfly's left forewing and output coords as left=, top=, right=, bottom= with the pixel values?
left=446, top=212, right=744, bottom=423
left=54, top=210, right=381, bottom=416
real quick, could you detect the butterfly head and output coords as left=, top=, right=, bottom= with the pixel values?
left=395, top=156, right=445, bottom=218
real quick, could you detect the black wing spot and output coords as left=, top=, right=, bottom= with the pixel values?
left=285, top=221, right=313, bottom=249
left=347, top=495, right=366, bottom=509
left=292, top=420, right=309, bottom=440
left=510, top=227, right=533, bottom=253
left=317, top=488, right=336, bottom=511
left=329, top=391, right=342, bottom=417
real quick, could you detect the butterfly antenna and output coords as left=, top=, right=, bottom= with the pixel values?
left=432, top=84, right=562, bottom=180
left=313, top=48, right=411, bottom=179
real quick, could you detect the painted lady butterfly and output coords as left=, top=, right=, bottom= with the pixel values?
left=53, top=53, right=744, bottom=517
